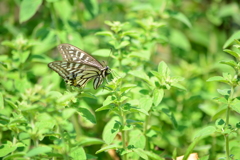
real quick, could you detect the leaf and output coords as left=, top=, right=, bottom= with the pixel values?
left=76, top=138, right=104, bottom=146
left=223, top=31, right=240, bottom=49
left=194, top=126, right=216, bottom=138
left=95, top=31, right=114, bottom=38
left=168, top=10, right=192, bottom=28
left=70, top=146, right=86, bottom=160
left=96, top=144, right=119, bottom=154
left=102, top=118, right=120, bottom=144
left=153, top=89, right=164, bottom=106
left=26, top=146, right=52, bottom=157
left=92, top=49, right=111, bottom=57
left=82, top=0, right=99, bottom=18
left=207, top=76, right=227, bottom=83
left=158, top=61, right=170, bottom=77
left=129, top=70, right=153, bottom=86
left=161, top=107, right=178, bottom=128
left=77, top=108, right=96, bottom=124
left=223, top=49, right=240, bottom=59
left=231, top=99, right=240, bottom=114
left=62, top=108, right=76, bottom=120
left=220, top=60, right=237, bottom=68
left=139, top=97, right=153, bottom=112
left=217, top=89, right=230, bottom=96
left=133, top=148, right=148, bottom=159
left=19, top=0, right=43, bottom=23
left=0, top=141, right=17, bottom=157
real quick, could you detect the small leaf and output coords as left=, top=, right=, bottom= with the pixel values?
left=153, top=89, right=164, bottom=106
left=102, top=118, right=120, bottom=144
left=70, top=146, right=86, bottom=160
left=19, top=0, right=43, bottom=23
left=217, top=89, right=230, bottom=96
left=77, top=108, right=96, bottom=124
left=215, top=119, right=225, bottom=129
left=26, top=146, right=52, bottom=157
left=95, top=31, right=114, bottom=38
left=92, top=49, right=111, bottom=57
left=168, top=10, right=192, bottom=28
left=194, top=126, right=216, bottom=138
left=223, top=49, right=240, bottom=59
left=223, top=31, right=240, bottom=49
left=158, top=61, right=170, bottom=77
left=0, top=141, right=17, bottom=157
left=207, top=76, right=227, bottom=83
left=62, top=108, right=76, bottom=120
left=139, top=97, right=153, bottom=112
left=220, top=60, right=237, bottom=68
left=96, top=144, right=119, bottom=154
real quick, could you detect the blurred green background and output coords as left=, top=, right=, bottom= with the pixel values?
left=0, top=0, right=240, bottom=159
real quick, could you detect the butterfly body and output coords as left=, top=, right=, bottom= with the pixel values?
left=48, top=44, right=110, bottom=89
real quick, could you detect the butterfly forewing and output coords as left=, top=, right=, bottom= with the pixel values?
left=58, top=44, right=104, bottom=69
left=48, top=44, right=110, bottom=89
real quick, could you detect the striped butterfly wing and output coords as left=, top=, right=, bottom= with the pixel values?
left=58, top=44, right=104, bottom=69
left=48, top=44, right=110, bottom=89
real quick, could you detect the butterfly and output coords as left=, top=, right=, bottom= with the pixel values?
left=48, top=44, right=111, bottom=89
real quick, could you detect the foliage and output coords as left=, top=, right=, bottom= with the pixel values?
left=0, top=0, right=240, bottom=159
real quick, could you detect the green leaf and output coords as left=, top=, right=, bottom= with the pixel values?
left=82, top=0, right=99, bottom=18
left=129, top=130, right=146, bottom=149
left=76, top=138, right=104, bottom=146
left=158, top=61, right=170, bottom=77
left=102, top=118, right=120, bottom=144
left=70, top=146, right=86, bottom=160
left=215, top=119, right=225, bottom=129
left=153, top=89, right=164, bottom=106
left=217, top=89, right=230, bottom=96
left=62, top=108, right=76, bottom=120
left=129, top=50, right=151, bottom=60
left=92, top=49, right=111, bottom=57
left=95, top=31, right=114, bottom=38
left=171, top=83, right=187, bottom=91
left=223, top=31, right=240, bottom=49
left=161, top=107, right=178, bottom=128
left=168, top=10, right=192, bottom=28
left=77, top=108, right=96, bottom=124
left=0, top=93, right=3, bottom=109
left=231, top=99, right=240, bottom=114
left=145, top=151, right=165, bottom=160
left=133, top=148, right=148, bottom=159
left=129, top=70, right=153, bottom=86
left=116, top=41, right=130, bottom=49
left=26, top=146, right=52, bottom=157
left=53, top=0, right=72, bottom=22
left=220, top=60, right=237, bottom=68
left=0, top=141, right=17, bottom=157
left=194, top=126, right=216, bottom=138
left=207, top=76, right=227, bottom=83
left=96, top=144, right=119, bottom=154
left=139, top=97, right=153, bottom=112
left=223, top=49, right=240, bottom=59
left=19, top=0, right=43, bottom=23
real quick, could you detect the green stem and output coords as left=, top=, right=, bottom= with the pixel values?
left=50, top=3, right=59, bottom=31
left=144, top=113, right=150, bottom=151
left=225, top=86, right=234, bottom=159
left=119, top=104, right=127, bottom=160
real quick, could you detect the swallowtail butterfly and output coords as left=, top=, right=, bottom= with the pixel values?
left=48, top=44, right=110, bottom=89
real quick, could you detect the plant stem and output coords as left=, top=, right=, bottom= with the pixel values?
left=120, top=105, right=127, bottom=160
left=225, top=86, right=234, bottom=159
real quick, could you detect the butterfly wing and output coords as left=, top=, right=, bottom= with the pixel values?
left=48, top=61, right=102, bottom=88
left=58, top=44, right=104, bottom=69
